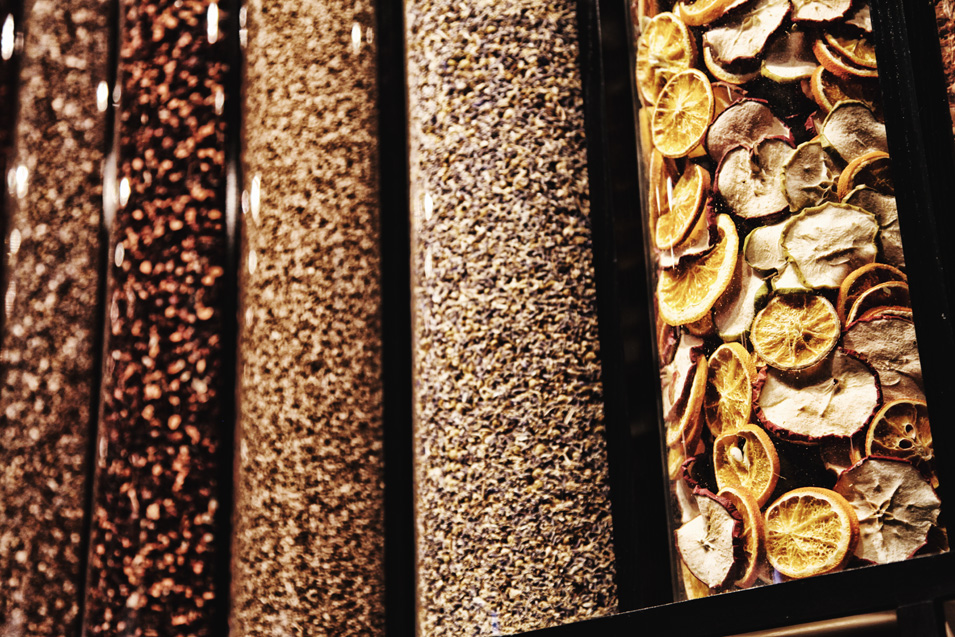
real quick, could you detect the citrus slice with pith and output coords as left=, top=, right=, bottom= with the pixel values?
left=809, top=66, right=882, bottom=114
left=765, top=487, right=860, bottom=579
left=652, top=69, right=715, bottom=158
left=751, top=294, right=841, bottom=371
left=658, top=214, right=739, bottom=325
left=656, top=163, right=710, bottom=250
left=713, top=424, right=780, bottom=507
left=836, top=150, right=893, bottom=200
left=813, top=37, right=878, bottom=79
left=836, top=262, right=906, bottom=322
left=676, top=0, right=741, bottom=26
left=637, top=12, right=696, bottom=105
left=824, top=32, right=877, bottom=69
left=865, top=400, right=933, bottom=468
left=845, top=280, right=910, bottom=325
left=704, top=343, right=756, bottom=438
left=719, top=486, right=766, bottom=588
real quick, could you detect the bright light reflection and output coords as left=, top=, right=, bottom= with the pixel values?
left=9, top=228, right=20, bottom=256
left=248, top=249, right=258, bottom=274
left=423, top=192, right=433, bottom=221
left=97, top=81, right=109, bottom=112
left=351, top=22, right=361, bottom=54
left=114, top=243, right=125, bottom=268
left=1, top=15, right=14, bottom=61
left=119, top=177, right=131, bottom=207
left=207, top=2, right=219, bottom=44
left=250, top=175, right=261, bottom=222
left=15, top=165, right=28, bottom=199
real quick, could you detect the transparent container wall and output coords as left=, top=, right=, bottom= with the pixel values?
left=231, top=0, right=386, bottom=634
left=631, top=0, right=948, bottom=600
left=83, top=1, right=231, bottom=633
left=934, top=0, right=955, bottom=133
left=0, top=1, right=108, bottom=633
left=407, top=1, right=618, bottom=634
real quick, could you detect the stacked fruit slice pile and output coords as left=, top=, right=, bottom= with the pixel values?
left=634, top=0, right=946, bottom=598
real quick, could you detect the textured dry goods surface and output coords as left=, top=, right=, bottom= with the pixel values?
left=936, top=0, right=955, bottom=134
left=406, top=0, right=619, bottom=634
left=0, top=1, right=108, bottom=633
left=83, top=1, right=229, bottom=634
left=231, top=0, right=386, bottom=635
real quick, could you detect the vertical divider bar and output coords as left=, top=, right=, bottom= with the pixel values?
left=376, top=0, right=416, bottom=631
left=869, top=0, right=955, bottom=523
left=576, top=0, right=673, bottom=611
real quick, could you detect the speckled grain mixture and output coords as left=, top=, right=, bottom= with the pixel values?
left=0, top=1, right=108, bottom=634
left=231, top=1, right=385, bottom=635
left=406, top=1, right=618, bottom=634
left=935, top=0, right=955, bottom=134
left=83, top=1, right=228, bottom=634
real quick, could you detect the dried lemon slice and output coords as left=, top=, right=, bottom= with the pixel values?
left=845, top=280, right=910, bottom=325
left=657, top=214, right=739, bottom=325
left=651, top=69, right=714, bottom=158
left=824, top=32, right=877, bottom=69
left=704, top=343, right=756, bottom=438
left=836, top=262, right=906, bottom=322
left=718, top=486, right=765, bottom=588
left=656, top=163, right=710, bottom=250
left=813, top=37, right=878, bottom=79
left=636, top=12, right=696, bottom=105
left=765, top=487, right=860, bottom=579
left=836, top=151, right=893, bottom=200
left=676, top=0, right=743, bottom=26
left=865, top=400, right=933, bottom=468
left=714, top=425, right=780, bottom=507
left=751, top=294, right=840, bottom=371
left=809, top=66, right=881, bottom=114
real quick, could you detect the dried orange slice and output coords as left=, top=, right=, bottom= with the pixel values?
left=836, top=151, right=892, bottom=200
left=719, top=486, right=765, bottom=588
left=836, top=262, right=906, bottom=322
left=652, top=69, right=714, bottom=158
left=704, top=343, right=756, bottom=438
left=865, top=400, right=934, bottom=468
left=648, top=149, right=679, bottom=236
left=637, top=12, right=696, bottom=105
left=657, top=214, right=739, bottom=325
left=685, top=311, right=716, bottom=337
left=809, top=65, right=882, bottom=114
left=713, top=424, right=780, bottom=507
left=656, top=163, right=710, bottom=250
left=813, top=37, right=878, bottom=80
left=676, top=0, right=740, bottom=26
left=765, top=487, right=860, bottom=579
left=824, top=32, right=877, bottom=69
left=845, top=280, right=910, bottom=324
left=751, top=294, right=841, bottom=371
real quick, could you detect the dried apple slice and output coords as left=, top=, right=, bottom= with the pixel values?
left=865, top=400, right=934, bottom=470
left=762, top=27, right=818, bottom=82
left=751, top=293, right=841, bottom=371
left=744, top=221, right=788, bottom=276
left=821, top=100, right=888, bottom=163
left=845, top=280, right=910, bottom=325
left=783, top=139, right=839, bottom=211
left=755, top=348, right=881, bottom=443
left=714, top=254, right=770, bottom=341
left=718, top=486, right=765, bottom=588
left=771, top=261, right=812, bottom=293
left=661, top=332, right=707, bottom=416
left=846, top=1, right=872, bottom=33
left=704, top=45, right=762, bottom=85
left=658, top=214, right=739, bottom=325
left=791, top=0, right=851, bottom=22
left=836, top=151, right=893, bottom=200
left=844, top=315, right=924, bottom=403
left=843, top=186, right=905, bottom=269
left=836, top=262, right=907, bottom=323
left=705, top=342, right=757, bottom=438
left=713, top=425, right=780, bottom=506
left=706, top=99, right=792, bottom=162
left=703, top=0, right=790, bottom=65
left=636, top=12, right=697, bottom=105
left=717, top=138, right=795, bottom=221
left=781, top=202, right=878, bottom=289
left=680, top=560, right=711, bottom=599
left=665, top=351, right=708, bottom=449
left=834, top=457, right=941, bottom=564
left=675, top=490, right=742, bottom=589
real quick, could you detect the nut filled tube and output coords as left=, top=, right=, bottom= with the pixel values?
left=82, top=1, right=231, bottom=633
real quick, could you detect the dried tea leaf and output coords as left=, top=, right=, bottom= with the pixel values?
left=821, top=100, right=888, bottom=163
left=675, top=491, right=742, bottom=588
left=843, top=315, right=924, bottom=403
left=843, top=186, right=905, bottom=269
left=717, top=138, right=795, bottom=220
left=783, top=140, right=839, bottom=211
left=744, top=221, right=789, bottom=276
left=781, top=202, right=879, bottom=289
left=791, top=0, right=851, bottom=22
left=834, top=457, right=940, bottom=564
left=703, top=0, right=790, bottom=64
left=706, top=99, right=792, bottom=162
left=756, top=348, right=880, bottom=442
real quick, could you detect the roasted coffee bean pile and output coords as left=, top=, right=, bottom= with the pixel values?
left=83, top=1, right=228, bottom=634
left=406, top=0, right=618, bottom=634
left=0, top=1, right=108, bottom=633
left=231, top=1, right=386, bottom=635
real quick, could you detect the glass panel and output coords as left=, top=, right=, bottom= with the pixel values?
left=406, top=0, right=618, bottom=633
left=631, top=0, right=948, bottom=599
left=0, top=1, right=108, bottom=632
left=83, top=1, right=231, bottom=633
left=231, top=0, right=387, bottom=633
